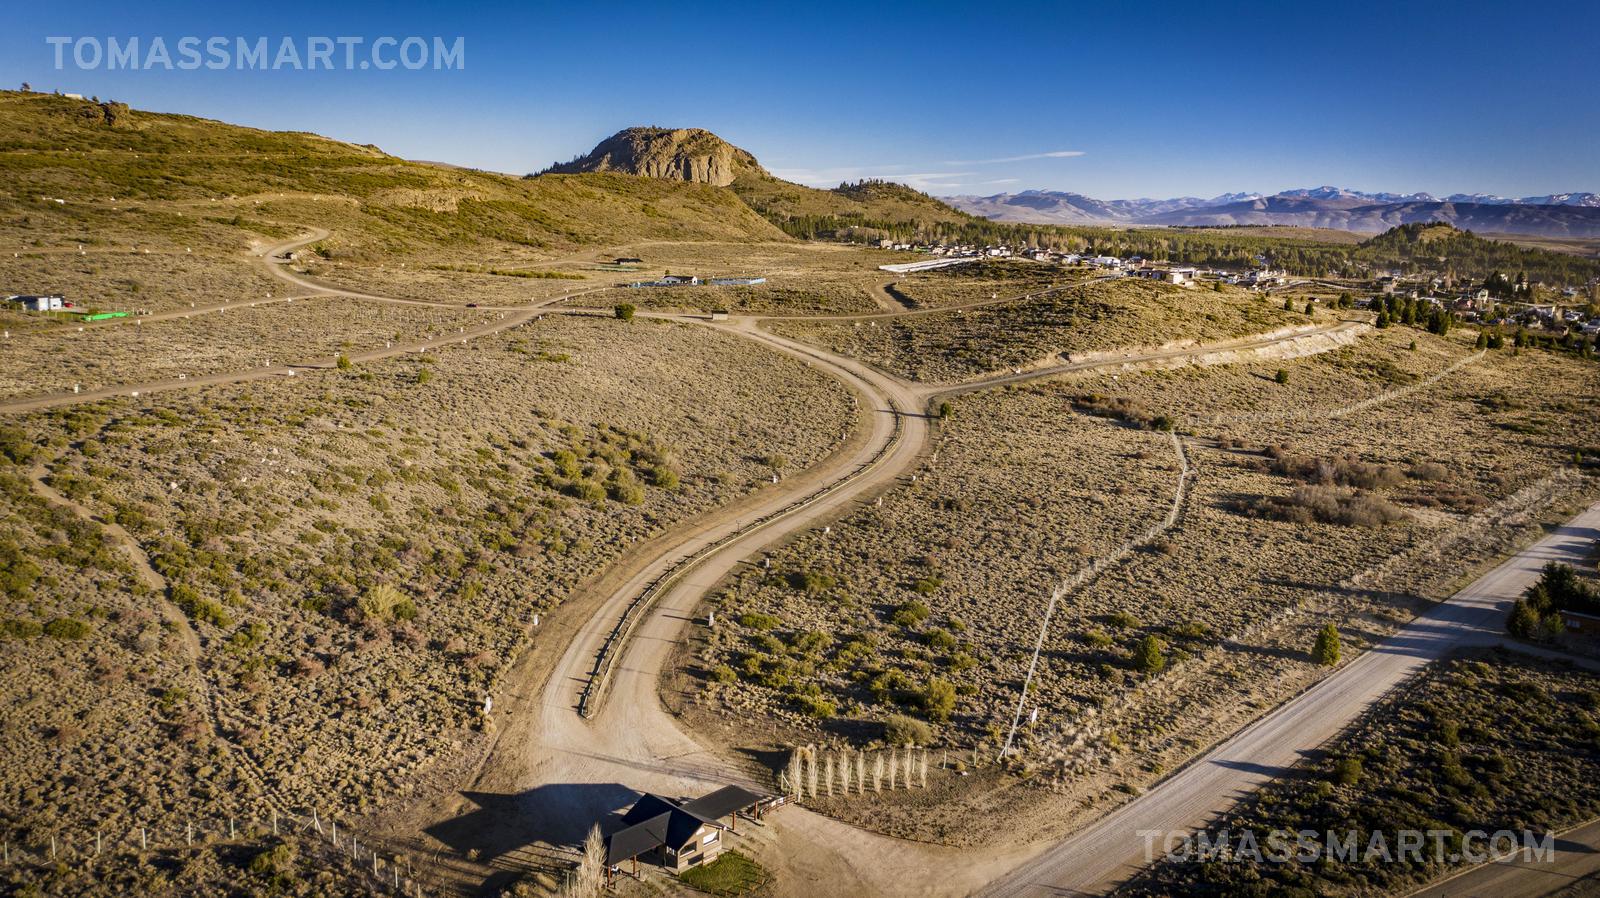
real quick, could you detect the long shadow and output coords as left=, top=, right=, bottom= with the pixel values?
left=424, top=783, right=638, bottom=860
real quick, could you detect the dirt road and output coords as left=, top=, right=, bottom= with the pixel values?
left=1409, top=816, right=1600, bottom=898
left=983, top=499, right=1600, bottom=897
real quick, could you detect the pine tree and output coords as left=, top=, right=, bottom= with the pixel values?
left=1312, top=623, right=1341, bottom=666
left=1133, top=635, right=1166, bottom=675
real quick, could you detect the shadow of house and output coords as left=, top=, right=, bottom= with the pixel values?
left=424, top=783, right=639, bottom=862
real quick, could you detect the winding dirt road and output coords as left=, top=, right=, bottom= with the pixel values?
left=11, top=222, right=1418, bottom=896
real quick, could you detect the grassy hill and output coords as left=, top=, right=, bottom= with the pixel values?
left=730, top=173, right=973, bottom=238
left=0, top=91, right=787, bottom=255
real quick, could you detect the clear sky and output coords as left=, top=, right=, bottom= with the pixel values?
left=3, top=0, right=1596, bottom=200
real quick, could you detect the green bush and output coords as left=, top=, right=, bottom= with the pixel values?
left=608, top=480, right=645, bottom=505
left=2, top=618, right=43, bottom=638
left=613, top=303, right=635, bottom=321
left=1133, top=635, right=1166, bottom=675
left=0, top=426, right=35, bottom=465
left=1332, top=756, right=1363, bottom=785
left=43, top=617, right=91, bottom=640
left=891, top=600, right=930, bottom=627
left=739, top=612, right=781, bottom=631
left=884, top=713, right=934, bottom=745
left=566, top=478, right=607, bottom=502
left=357, top=583, right=412, bottom=621
left=1312, top=623, right=1341, bottom=666
left=919, top=678, right=957, bottom=722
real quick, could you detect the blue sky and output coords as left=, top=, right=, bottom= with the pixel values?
left=3, top=0, right=1596, bottom=200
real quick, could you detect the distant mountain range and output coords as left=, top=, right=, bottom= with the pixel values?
left=944, top=187, right=1600, bottom=237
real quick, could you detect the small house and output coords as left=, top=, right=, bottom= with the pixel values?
left=602, top=786, right=770, bottom=883
left=8, top=294, right=66, bottom=312
left=708, top=277, right=766, bottom=286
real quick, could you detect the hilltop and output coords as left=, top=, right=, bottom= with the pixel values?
left=0, top=92, right=787, bottom=253
left=538, top=126, right=762, bottom=186
left=534, top=126, right=972, bottom=239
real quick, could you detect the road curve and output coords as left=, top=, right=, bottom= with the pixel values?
left=983, top=498, right=1600, bottom=898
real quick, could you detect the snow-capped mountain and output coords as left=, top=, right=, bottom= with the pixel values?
left=942, top=187, right=1600, bottom=237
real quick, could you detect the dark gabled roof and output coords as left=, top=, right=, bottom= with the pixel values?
left=605, top=814, right=669, bottom=866
left=679, top=785, right=764, bottom=822
left=619, top=793, right=680, bottom=827
left=614, top=793, right=716, bottom=854
left=604, top=786, right=770, bottom=865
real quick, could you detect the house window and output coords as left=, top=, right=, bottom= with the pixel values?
left=702, top=831, right=719, bottom=845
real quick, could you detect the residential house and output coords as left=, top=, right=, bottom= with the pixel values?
left=7, top=294, right=65, bottom=312
left=602, top=786, right=770, bottom=882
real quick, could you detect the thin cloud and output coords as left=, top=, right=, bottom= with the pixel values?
left=946, top=150, right=1086, bottom=165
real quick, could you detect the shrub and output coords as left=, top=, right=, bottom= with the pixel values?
left=1, top=619, right=42, bottom=638
left=608, top=480, right=645, bottom=505
left=415, top=368, right=432, bottom=384
left=649, top=465, right=679, bottom=489
left=43, top=617, right=91, bottom=640
left=1332, top=756, right=1363, bottom=785
left=1107, top=611, right=1140, bottom=630
left=891, top=600, right=930, bottom=627
left=792, top=693, right=837, bottom=719
left=248, top=840, right=297, bottom=883
left=739, top=612, right=781, bottom=631
left=1252, top=484, right=1407, bottom=527
left=566, top=478, right=607, bottom=503
left=884, top=713, right=934, bottom=745
left=710, top=664, right=737, bottom=684
left=170, top=583, right=231, bottom=627
left=919, top=678, right=957, bottom=722
left=357, top=583, right=412, bottom=621
left=911, top=576, right=944, bottom=595
left=1274, top=369, right=1289, bottom=385
left=787, top=569, right=837, bottom=596
left=1133, top=635, right=1166, bottom=675
left=614, top=303, right=635, bottom=321
left=1312, top=623, right=1341, bottom=666
left=925, top=627, right=958, bottom=650
left=335, top=354, right=352, bottom=369
left=0, top=426, right=35, bottom=465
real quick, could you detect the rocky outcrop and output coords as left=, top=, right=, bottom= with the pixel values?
left=538, top=127, right=763, bottom=186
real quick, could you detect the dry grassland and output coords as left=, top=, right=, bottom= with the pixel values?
left=769, top=279, right=1308, bottom=382
left=0, top=314, right=852, bottom=849
left=0, top=297, right=502, bottom=399
left=672, top=326, right=1600, bottom=844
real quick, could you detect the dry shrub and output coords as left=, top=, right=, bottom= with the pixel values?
left=1267, top=448, right=1403, bottom=490
left=1251, top=485, right=1408, bottom=527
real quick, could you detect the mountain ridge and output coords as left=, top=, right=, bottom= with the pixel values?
left=945, top=187, right=1600, bottom=237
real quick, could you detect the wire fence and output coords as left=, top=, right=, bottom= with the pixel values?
left=2, top=807, right=434, bottom=896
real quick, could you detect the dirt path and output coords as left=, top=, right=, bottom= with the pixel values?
left=23, top=457, right=289, bottom=810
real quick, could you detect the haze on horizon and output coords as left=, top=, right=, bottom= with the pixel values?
left=2, top=0, right=1595, bottom=201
